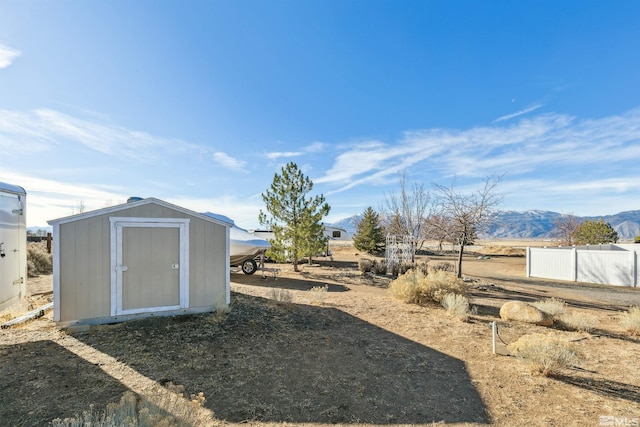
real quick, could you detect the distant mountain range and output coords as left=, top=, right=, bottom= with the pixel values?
left=331, top=210, right=640, bottom=240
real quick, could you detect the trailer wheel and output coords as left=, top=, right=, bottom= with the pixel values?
left=241, top=259, right=258, bottom=275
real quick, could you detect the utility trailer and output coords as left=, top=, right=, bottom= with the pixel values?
left=0, top=182, right=27, bottom=311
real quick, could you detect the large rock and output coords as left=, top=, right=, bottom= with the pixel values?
left=499, top=301, right=553, bottom=326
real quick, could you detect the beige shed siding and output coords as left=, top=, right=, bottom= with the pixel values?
left=56, top=200, right=228, bottom=323
left=59, top=215, right=111, bottom=321
left=189, top=216, right=227, bottom=308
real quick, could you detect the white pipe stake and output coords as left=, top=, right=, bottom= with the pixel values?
left=491, top=321, right=497, bottom=354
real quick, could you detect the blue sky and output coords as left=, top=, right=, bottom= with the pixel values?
left=1, top=1, right=639, bottom=228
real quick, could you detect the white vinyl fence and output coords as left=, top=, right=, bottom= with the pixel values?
left=527, top=244, right=639, bottom=287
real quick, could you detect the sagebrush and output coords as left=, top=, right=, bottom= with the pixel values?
left=440, top=293, right=474, bottom=321
left=358, top=258, right=374, bottom=273
left=559, top=311, right=599, bottom=332
left=507, top=333, right=584, bottom=377
left=390, top=261, right=413, bottom=277
left=269, top=288, right=293, bottom=304
left=619, top=306, right=640, bottom=335
left=27, top=242, right=52, bottom=277
left=372, top=260, right=387, bottom=275
left=428, top=262, right=455, bottom=274
left=532, top=298, right=566, bottom=320
left=358, top=258, right=387, bottom=275
left=50, top=383, right=209, bottom=427
left=389, top=270, right=466, bottom=305
left=308, top=284, right=328, bottom=305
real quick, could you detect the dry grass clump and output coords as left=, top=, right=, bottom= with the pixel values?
left=27, top=242, right=52, bottom=277
left=532, top=298, right=566, bottom=320
left=389, top=270, right=466, bottom=306
left=308, top=284, right=328, bottom=305
left=440, top=293, right=475, bottom=321
left=507, top=333, right=584, bottom=377
left=428, top=261, right=455, bottom=274
left=50, top=383, right=209, bottom=427
left=619, top=306, right=640, bottom=335
left=559, top=311, right=599, bottom=332
left=269, top=288, right=293, bottom=304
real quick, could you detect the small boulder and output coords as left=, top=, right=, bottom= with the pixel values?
left=500, top=301, right=553, bottom=326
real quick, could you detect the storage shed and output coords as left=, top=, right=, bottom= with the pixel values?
left=0, top=182, right=27, bottom=311
left=48, top=198, right=232, bottom=326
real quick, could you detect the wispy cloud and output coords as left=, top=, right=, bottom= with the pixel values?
left=316, top=108, right=640, bottom=196
left=0, top=168, right=128, bottom=224
left=0, top=43, right=21, bottom=69
left=494, top=104, right=544, bottom=122
left=213, top=152, right=247, bottom=171
left=266, top=151, right=303, bottom=160
left=0, top=109, right=174, bottom=159
left=305, top=141, right=327, bottom=153
left=265, top=140, right=328, bottom=160
left=0, top=108, right=250, bottom=172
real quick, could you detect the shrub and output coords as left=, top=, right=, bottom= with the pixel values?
left=507, top=333, right=584, bottom=377
left=50, top=383, right=209, bottom=427
left=269, top=288, right=293, bottom=304
left=308, top=284, right=328, bottom=305
left=389, top=270, right=423, bottom=303
left=532, top=298, right=566, bottom=320
left=390, top=261, right=414, bottom=277
left=441, top=293, right=474, bottom=321
left=428, top=261, right=455, bottom=274
left=414, top=260, right=430, bottom=276
left=619, top=306, right=640, bottom=335
left=358, top=258, right=374, bottom=273
left=401, top=262, right=414, bottom=275
left=389, top=270, right=466, bottom=306
left=371, top=260, right=387, bottom=275
left=559, top=311, right=599, bottom=332
left=27, top=242, right=52, bottom=277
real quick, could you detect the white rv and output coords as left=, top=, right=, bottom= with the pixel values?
left=0, top=182, right=27, bottom=311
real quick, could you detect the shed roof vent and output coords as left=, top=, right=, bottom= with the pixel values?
left=127, top=197, right=144, bottom=203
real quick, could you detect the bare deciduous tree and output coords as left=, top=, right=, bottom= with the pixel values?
left=552, top=213, right=580, bottom=246
left=382, top=173, right=430, bottom=262
left=432, top=175, right=503, bottom=278
left=423, top=213, right=453, bottom=252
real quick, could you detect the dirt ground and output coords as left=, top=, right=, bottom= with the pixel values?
left=1, top=244, right=639, bottom=426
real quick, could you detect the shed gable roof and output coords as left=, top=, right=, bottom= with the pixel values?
left=47, top=197, right=233, bottom=228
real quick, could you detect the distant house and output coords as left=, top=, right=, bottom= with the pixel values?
left=0, top=182, right=27, bottom=311
left=323, top=225, right=351, bottom=241
left=48, top=198, right=232, bottom=326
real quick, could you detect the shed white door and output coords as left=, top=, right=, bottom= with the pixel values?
left=111, top=219, right=189, bottom=316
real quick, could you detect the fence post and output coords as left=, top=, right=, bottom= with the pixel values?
left=571, top=246, right=578, bottom=282
left=46, top=232, right=52, bottom=254
left=633, top=249, right=638, bottom=288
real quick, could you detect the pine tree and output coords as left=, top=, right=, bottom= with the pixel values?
left=353, top=207, right=385, bottom=254
left=259, top=162, right=330, bottom=272
left=573, top=219, right=619, bottom=245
